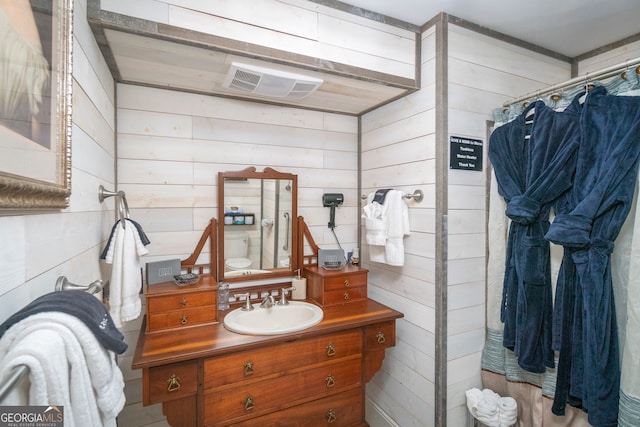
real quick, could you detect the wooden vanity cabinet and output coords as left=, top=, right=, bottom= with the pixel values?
left=305, top=265, right=368, bottom=306
left=145, top=277, right=218, bottom=333
left=203, top=330, right=363, bottom=425
left=133, top=299, right=403, bottom=427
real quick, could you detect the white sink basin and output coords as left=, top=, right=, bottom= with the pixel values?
left=223, top=301, right=324, bottom=335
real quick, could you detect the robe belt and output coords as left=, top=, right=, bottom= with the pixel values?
left=505, top=196, right=542, bottom=225
left=590, top=238, right=615, bottom=254
left=544, top=214, right=592, bottom=247
left=555, top=237, right=614, bottom=259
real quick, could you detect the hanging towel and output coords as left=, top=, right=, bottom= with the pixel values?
left=362, top=189, right=410, bottom=266
left=100, top=218, right=150, bottom=260
left=362, top=191, right=388, bottom=246
left=0, top=312, right=125, bottom=426
left=0, top=290, right=127, bottom=354
left=104, top=219, right=149, bottom=327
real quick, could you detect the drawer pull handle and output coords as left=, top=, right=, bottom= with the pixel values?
left=325, top=374, right=335, bottom=388
left=376, top=331, right=386, bottom=344
left=244, top=360, right=254, bottom=376
left=244, top=396, right=255, bottom=411
left=167, top=374, right=181, bottom=392
left=326, top=343, right=336, bottom=357
left=326, top=409, right=337, bottom=423
left=180, top=298, right=187, bottom=307
left=181, top=314, right=188, bottom=325
left=343, top=279, right=350, bottom=287
left=343, top=292, right=349, bottom=300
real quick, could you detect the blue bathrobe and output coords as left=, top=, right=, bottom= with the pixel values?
left=546, top=86, right=640, bottom=427
left=489, top=97, right=581, bottom=373
left=545, top=86, right=640, bottom=426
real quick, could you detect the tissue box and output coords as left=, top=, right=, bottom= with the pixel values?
left=318, top=249, right=345, bottom=270
left=146, top=258, right=181, bottom=285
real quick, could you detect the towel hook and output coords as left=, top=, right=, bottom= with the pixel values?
left=55, top=276, right=104, bottom=294
left=99, top=185, right=130, bottom=228
left=98, top=185, right=122, bottom=203
left=404, top=189, right=424, bottom=203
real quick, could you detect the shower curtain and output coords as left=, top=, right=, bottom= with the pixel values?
left=482, top=73, right=640, bottom=427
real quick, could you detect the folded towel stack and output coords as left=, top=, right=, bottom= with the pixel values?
left=465, top=388, right=518, bottom=427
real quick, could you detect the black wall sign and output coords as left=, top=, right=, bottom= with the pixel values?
left=450, top=136, right=483, bottom=171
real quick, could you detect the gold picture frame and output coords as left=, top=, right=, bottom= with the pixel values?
left=0, top=0, right=73, bottom=209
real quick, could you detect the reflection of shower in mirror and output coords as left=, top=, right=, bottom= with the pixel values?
left=283, top=212, right=290, bottom=251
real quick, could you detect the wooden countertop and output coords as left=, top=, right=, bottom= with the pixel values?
left=132, top=298, right=403, bottom=370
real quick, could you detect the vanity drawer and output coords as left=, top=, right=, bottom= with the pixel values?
left=203, top=330, right=362, bottom=388
left=147, top=306, right=217, bottom=332
left=364, top=321, right=396, bottom=350
left=145, top=360, right=198, bottom=405
left=322, top=286, right=368, bottom=306
left=147, top=290, right=216, bottom=312
left=323, top=271, right=367, bottom=290
left=204, top=358, right=362, bottom=425
left=236, top=386, right=363, bottom=427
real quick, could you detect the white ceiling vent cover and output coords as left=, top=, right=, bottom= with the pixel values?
left=223, top=62, right=323, bottom=99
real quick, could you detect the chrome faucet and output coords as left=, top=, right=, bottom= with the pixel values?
left=277, top=286, right=296, bottom=305
left=260, top=292, right=276, bottom=308
left=235, top=293, right=254, bottom=311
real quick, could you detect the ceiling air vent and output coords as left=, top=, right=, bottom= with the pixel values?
left=223, top=62, right=323, bottom=99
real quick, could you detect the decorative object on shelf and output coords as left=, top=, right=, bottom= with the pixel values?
left=218, top=282, right=230, bottom=310
left=224, top=213, right=255, bottom=226
left=351, top=248, right=360, bottom=266
left=173, top=273, right=200, bottom=287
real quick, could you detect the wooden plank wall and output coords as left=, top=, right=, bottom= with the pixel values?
left=360, top=20, right=572, bottom=426
left=445, top=23, right=571, bottom=425
left=577, top=40, right=640, bottom=74
left=115, top=84, right=359, bottom=271
left=361, top=23, right=439, bottom=427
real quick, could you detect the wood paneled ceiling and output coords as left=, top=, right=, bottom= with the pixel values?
left=88, top=5, right=419, bottom=116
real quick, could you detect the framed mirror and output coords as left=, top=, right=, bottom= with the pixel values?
left=218, top=167, right=298, bottom=282
left=0, top=0, right=73, bottom=209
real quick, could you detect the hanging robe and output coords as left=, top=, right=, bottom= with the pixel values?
left=488, top=97, right=581, bottom=373
left=545, top=86, right=640, bottom=427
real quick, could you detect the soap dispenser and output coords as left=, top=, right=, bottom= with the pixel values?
left=291, top=269, right=307, bottom=300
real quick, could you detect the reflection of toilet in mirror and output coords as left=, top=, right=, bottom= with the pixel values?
left=225, top=231, right=253, bottom=271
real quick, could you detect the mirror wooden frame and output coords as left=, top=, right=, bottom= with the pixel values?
left=217, top=167, right=298, bottom=282
left=0, top=0, right=73, bottom=209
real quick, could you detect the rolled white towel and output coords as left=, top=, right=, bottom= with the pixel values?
left=475, top=406, right=500, bottom=426
left=465, top=388, right=483, bottom=417
left=498, top=396, right=518, bottom=427
left=467, top=388, right=503, bottom=427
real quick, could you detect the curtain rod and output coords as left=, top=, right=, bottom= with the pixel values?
left=503, top=56, right=640, bottom=107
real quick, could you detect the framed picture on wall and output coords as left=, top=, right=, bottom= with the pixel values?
left=0, top=0, right=73, bottom=209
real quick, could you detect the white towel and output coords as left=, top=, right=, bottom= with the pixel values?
left=362, top=195, right=388, bottom=246
left=105, top=219, right=149, bottom=327
left=362, top=190, right=410, bottom=266
left=1, top=330, right=70, bottom=409
left=465, top=387, right=483, bottom=417
left=0, top=312, right=125, bottom=427
left=498, top=396, right=518, bottom=427
left=466, top=388, right=517, bottom=427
